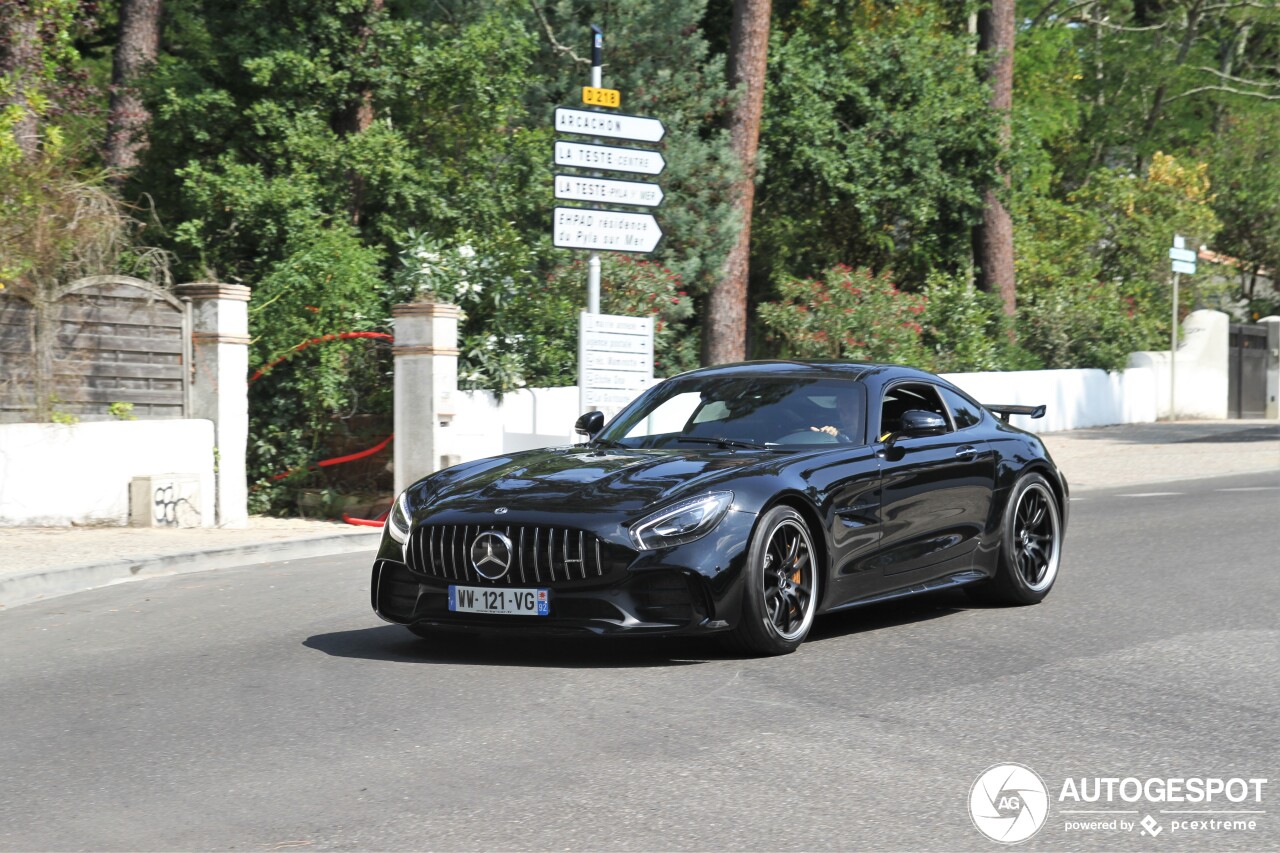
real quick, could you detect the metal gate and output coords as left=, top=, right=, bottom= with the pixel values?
left=1228, top=324, right=1268, bottom=419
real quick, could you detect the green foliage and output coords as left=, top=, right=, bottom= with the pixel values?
left=1018, top=284, right=1155, bottom=373
left=108, top=401, right=137, bottom=420
left=920, top=273, right=1015, bottom=373
left=1211, top=109, right=1280, bottom=284
left=1013, top=153, right=1221, bottom=369
left=511, top=254, right=699, bottom=388
left=245, top=225, right=387, bottom=512
left=757, top=265, right=929, bottom=366
left=755, top=1, right=996, bottom=288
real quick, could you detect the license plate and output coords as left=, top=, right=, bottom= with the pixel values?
left=449, top=585, right=550, bottom=616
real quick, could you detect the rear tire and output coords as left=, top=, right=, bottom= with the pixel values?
left=725, top=506, right=820, bottom=656
left=969, top=472, right=1062, bottom=605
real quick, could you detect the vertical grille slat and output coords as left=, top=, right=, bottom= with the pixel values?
left=547, top=529, right=556, bottom=582
left=533, top=527, right=543, bottom=582
left=402, top=523, right=623, bottom=587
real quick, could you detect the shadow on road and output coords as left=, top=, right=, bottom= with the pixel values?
left=807, top=590, right=970, bottom=643
left=305, top=591, right=972, bottom=667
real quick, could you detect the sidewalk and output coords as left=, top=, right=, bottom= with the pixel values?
left=1, top=419, right=1276, bottom=609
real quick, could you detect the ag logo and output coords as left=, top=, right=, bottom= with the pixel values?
left=969, top=763, right=1049, bottom=844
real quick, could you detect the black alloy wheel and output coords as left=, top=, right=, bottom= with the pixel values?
left=972, top=472, right=1062, bottom=605
left=728, top=505, right=820, bottom=656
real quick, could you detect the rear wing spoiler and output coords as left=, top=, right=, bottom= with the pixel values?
left=986, top=404, right=1046, bottom=422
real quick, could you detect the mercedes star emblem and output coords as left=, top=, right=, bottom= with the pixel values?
left=470, top=530, right=513, bottom=580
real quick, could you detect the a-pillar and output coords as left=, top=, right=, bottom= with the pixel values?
left=393, top=302, right=460, bottom=494
left=176, top=282, right=250, bottom=528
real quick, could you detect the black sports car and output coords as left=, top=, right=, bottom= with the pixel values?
left=370, top=360, right=1067, bottom=655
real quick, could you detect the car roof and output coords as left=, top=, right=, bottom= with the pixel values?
left=669, top=359, right=939, bottom=384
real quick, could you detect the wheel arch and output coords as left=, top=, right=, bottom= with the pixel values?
left=754, top=491, right=831, bottom=609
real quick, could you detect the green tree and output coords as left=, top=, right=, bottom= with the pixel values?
left=755, top=2, right=997, bottom=293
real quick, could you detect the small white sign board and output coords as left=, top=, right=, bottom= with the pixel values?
left=554, top=174, right=664, bottom=208
left=554, top=107, right=666, bottom=142
left=553, top=207, right=663, bottom=253
left=579, top=311, right=654, bottom=425
left=1172, top=259, right=1197, bottom=275
left=554, top=140, right=665, bottom=176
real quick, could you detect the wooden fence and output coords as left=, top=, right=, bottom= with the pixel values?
left=0, top=275, right=190, bottom=422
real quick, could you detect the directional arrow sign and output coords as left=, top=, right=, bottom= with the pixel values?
left=1169, top=247, right=1197, bottom=263
left=554, top=140, right=665, bottom=176
left=555, top=107, right=665, bottom=142
left=554, top=207, right=663, bottom=253
left=554, top=174, right=664, bottom=208
left=1172, top=260, right=1197, bottom=275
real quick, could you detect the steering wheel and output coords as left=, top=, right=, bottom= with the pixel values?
left=776, top=429, right=849, bottom=445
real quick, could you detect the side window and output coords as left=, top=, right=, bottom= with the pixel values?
left=879, top=383, right=949, bottom=437
left=937, top=385, right=983, bottom=430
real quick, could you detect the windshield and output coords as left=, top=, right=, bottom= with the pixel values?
left=596, top=375, right=867, bottom=450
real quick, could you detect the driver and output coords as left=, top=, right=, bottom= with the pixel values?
left=810, top=395, right=860, bottom=439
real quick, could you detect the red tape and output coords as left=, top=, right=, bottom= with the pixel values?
left=250, top=331, right=393, bottom=383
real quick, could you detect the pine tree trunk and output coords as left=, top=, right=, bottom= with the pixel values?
left=973, top=0, right=1016, bottom=318
left=0, top=7, right=41, bottom=160
left=704, top=0, right=771, bottom=365
left=104, top=0, right=164, bottom=179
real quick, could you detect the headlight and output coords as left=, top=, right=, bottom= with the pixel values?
left=629, top=491, right=734, bottom=551
left=386, top=490, right=412, bottom=544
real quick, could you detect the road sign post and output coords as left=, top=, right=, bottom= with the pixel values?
left=556, top=25, right=667, bottom=416
left=1168, top=236, right=1197, bottom=420
left=587, top=25, right=604, bottom=316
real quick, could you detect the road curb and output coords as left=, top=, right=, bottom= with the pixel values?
left=0, top=531, right=381, bottom=609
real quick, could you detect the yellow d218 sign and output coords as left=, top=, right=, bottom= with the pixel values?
left=582, top=86, right=621, bottom=108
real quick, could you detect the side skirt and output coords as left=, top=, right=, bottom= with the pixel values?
left=822, top=570, right=986, bottom=615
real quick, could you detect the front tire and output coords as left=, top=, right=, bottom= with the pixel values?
left=973, top=472, right=1062, bottom=605
left=727, top=506, right=820, bottom=656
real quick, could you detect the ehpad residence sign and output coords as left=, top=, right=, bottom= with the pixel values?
left=553, top=207, right=664, bottom=253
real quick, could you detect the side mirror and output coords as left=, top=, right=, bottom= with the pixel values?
left=899, top=409, right=948, bottom=437
left=574, top=410, right=605, bottom=439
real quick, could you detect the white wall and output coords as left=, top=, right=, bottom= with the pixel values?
left=0, top=420, right=216, bottom=527
left=437, top=311, right=1235, bottom=462
left=941, top=367, right=1158, bottom=434
left=448, top=387, right=582, bottom=465
left=1127, top=309, right=1229, bottom=420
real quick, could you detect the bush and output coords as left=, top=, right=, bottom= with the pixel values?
left=920, top=273, right=1013, bottom=373
left=246, top=225, right=388, bottom=514
left=508, top=254, right=699, bottom=387
left=757, top=265, right=929, bottom=366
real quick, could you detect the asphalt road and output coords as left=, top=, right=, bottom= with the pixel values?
left=1, top=470, right=1276, bottom=852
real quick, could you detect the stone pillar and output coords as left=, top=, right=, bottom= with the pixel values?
left=176, top=283, right=250, bottom=528
left=393, top=302, right=460, bottom=494
left=1261, top=316, right=1280, bottom=420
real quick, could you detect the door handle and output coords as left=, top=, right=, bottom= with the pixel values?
left=955, top=445, right=977, bottom=460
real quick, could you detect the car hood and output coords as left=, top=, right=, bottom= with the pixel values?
left=415, top=445, right=775, bottom=519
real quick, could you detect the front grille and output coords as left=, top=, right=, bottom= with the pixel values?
left=405, top=523, right=630, bottom=586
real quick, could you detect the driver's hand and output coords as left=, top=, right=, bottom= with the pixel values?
left=810, top=425, right=838, bottom=436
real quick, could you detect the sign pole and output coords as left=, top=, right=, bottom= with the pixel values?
left=587, top=24, right=604, bottom=316
left=1170, top=270, right=1179, bottom=421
